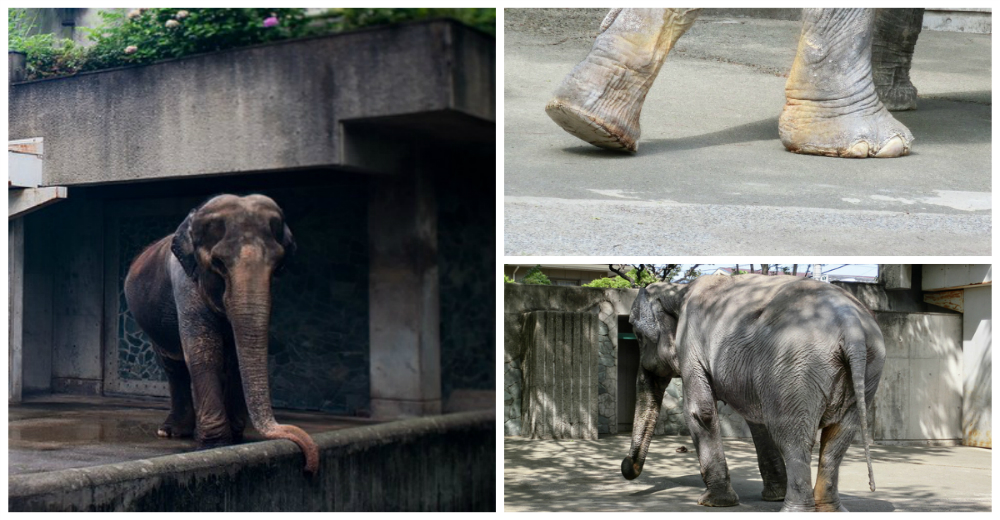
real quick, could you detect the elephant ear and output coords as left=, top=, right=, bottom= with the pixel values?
left=630, top=288, right=660, bottom=344
left=170, top=210, right=199, bottom=278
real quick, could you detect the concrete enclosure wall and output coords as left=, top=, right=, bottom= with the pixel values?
left=520, top=311, right=598, bottom=439
left=8, top=411, right=495, bottom=512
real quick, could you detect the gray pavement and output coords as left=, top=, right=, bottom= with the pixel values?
left=503, top=9, right=991, bottom=255
left=504, top=435, right=992, bottom=512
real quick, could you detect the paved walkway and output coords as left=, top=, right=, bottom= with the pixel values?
left=503, top=9, right=991, bottom=255
left=504, top=435, right=991, bottom=512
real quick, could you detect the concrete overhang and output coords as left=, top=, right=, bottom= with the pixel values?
left=8, top=20, right=495, bottom=186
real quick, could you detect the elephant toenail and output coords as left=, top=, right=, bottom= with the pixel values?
left=875, top=136, right=908, bottom=158
left=844, top=141, right=869, bottom=158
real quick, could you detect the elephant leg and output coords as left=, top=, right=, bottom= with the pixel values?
left=747, top=421, right=787, bottom=502
left=813, top=422, right=855, bottom=511
left=177, top=309, right=232, bottom=447
left=774, top=430, right=818, bottom=511
left=872, top=8, right=924, bottom=111
left=156, top=353, right=196, bottom=438
left=545, top=8, right=701, bottom=152
left=779, top=8, right=913, bottom=158
left=224, top=350, right=249, bottom=442
left=683, top=375, right=739, bottom=507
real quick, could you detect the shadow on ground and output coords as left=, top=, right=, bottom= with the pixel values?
left=504, top=434, right=991, bottom=512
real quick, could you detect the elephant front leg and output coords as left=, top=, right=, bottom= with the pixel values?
left=747, top=422, right=787, bottom=502
left=683, top=375, right=739, bottom=507
left=545, top=8, right=700, bottom=152
left=178, top=310, right=233, bottom=447
left=779, top=8, right=913, bottom=158
left=872, top=8, right=924, bottom=111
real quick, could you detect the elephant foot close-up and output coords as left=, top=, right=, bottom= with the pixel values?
left=778, top=98, right=913, bottom=158
left=544, top=8, right=700, bottom=152
left=698, top=485, right=740, bottom=507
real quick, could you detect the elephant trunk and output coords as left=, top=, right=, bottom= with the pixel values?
left=227, top=265, right=319, bottom=474
left=622, top=367, right=669, bottom=480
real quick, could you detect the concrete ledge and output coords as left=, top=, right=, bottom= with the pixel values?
left=9, top=411, right=495, bottom=511
left=9, top=20, right=495, bottom=186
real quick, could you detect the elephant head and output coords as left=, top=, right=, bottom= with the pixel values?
left=622, top=282, right=686, bottom=480
left=170, top=194, right=318, bottom=473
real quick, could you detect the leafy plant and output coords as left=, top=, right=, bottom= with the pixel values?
left=583, top=268, right=658, bottom=288
left=521, top=265, right=552, bottom=286
left=504, top=275, right=515, bottom=284
left=10, top=8, right=496, bottom=81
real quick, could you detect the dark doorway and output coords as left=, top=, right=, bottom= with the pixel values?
left=617, top=315, right=639, bottom=432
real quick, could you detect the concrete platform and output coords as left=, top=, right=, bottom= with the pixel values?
left=504, top=435, right=992, bottom=512
left=503, top=9, right=991, bottom=255
left=9, top=394, right=377, bottom=476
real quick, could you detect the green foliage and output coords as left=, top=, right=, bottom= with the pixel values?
left=583, top=268, right=658, bottom=288
left=521, top=265, right=551, bottom=286
left=9, top=9, right=88, bottom=79
left=10, top=8, right=496, bottom=81
left=503, top=275, right=514, bottom=284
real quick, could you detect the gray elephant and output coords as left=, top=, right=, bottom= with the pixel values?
left=624, top=274, right=885, bottom=511
left=547, top=8, right=923, bottom=157
left=124, top=194, right=319, bottom=473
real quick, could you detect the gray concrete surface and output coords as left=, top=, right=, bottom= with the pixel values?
left=9, top=395, right=495, bottom=511
left=9, top=394, right=377, bottom=476
left=503, top=9, right=991, bottom=255
left=504, top=435, right=991, bottom=512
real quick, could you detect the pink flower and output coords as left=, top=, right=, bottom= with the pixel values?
left=263, top=16, right=279, bottom=28
left=124, top=45, right=138, bottom=55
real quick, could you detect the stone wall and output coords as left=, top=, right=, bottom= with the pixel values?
left=503, top=285, right=636, bottom=437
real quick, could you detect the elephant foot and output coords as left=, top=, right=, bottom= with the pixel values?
left=157, top=415, right=195, bottom=438
left=698, top=485, right=739, bottom=507
left=778, top=96, right=913, bottom=158
left=761, top=483, right=786, bottom=502
left=815, top=501, right=849, bottom=512
left=545, top=8, right=700, bottom=153
left=197, top=434, right=235, bottom=449
left=545, top=99, right=638, bottom=152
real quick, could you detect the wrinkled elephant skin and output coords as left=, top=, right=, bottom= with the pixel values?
left=625, top=275, right=885, bottom=511
left=547, top=8, right=922, bottom=157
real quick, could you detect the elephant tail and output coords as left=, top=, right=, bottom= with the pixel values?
left=843, top=327, right=875, bottom=492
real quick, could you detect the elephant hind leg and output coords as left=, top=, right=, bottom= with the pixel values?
left=157, top=354, right=196, bottom=438
left=814, top=422, right=855, bottom=512
left=747, top=422, right=787, bottom=501
left=872, top=8, right=924, bottom=111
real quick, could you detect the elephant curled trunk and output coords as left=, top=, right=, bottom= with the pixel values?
left=228, top=279, right=320, bottom=474
left=622, top=367, right=670, bottom=480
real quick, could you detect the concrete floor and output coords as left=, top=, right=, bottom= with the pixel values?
left=503, top=9, right=991, bottom=255
left=504, top=435, right=992, bottom=512
left=9, top=394, right=378, bottom=476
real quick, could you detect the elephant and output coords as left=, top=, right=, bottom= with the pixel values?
left=624, top=274, right=885, bottom=511
left=124, top=194, right=319, bottom=473
left=546, top=8, right=924, bottom=157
